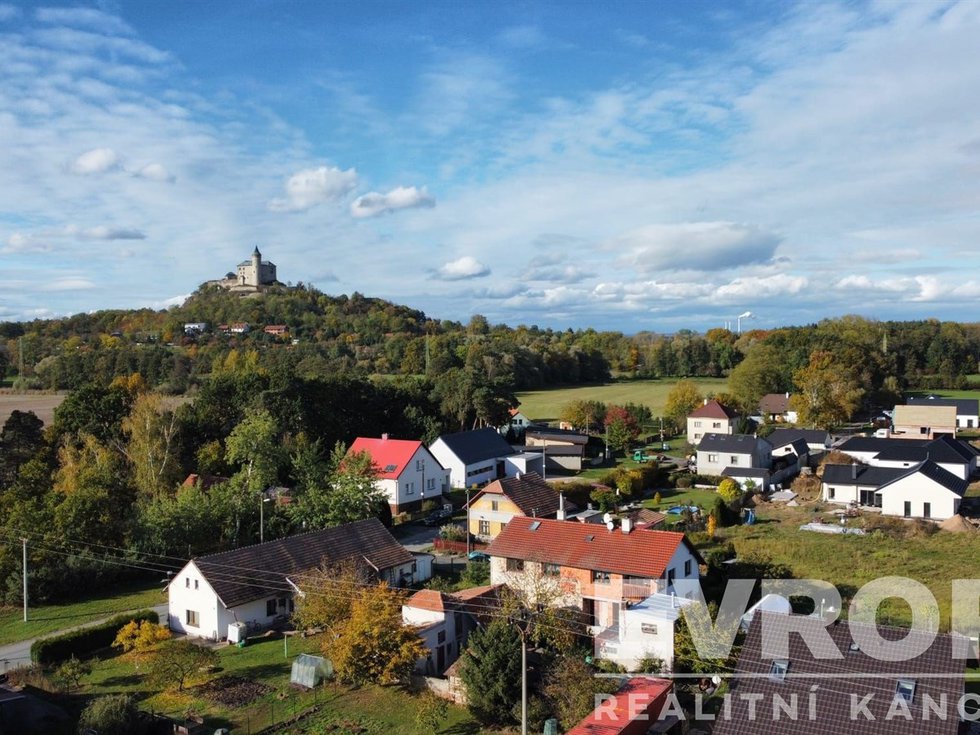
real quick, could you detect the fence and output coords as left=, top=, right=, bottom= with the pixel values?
left=432, top=538, right=488, bottom=554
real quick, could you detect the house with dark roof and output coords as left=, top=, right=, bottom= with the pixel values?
left=348, top=434, right=449, bottom=514
left=429, top=427, right=519, bottom=488
left=837, top=435, right=977, bottom=480
left=486, top=517, right=703, bottom=642
left=167, top=518, right=422, bottom=641
left=908, top=395, right=980, bottom=429
left=696, top=433, right=772, bottom=479
left=767, top=427, right=832, bottom=454
left=758, top=392, right=798, bottom=423
left=525, top=426, right=589, bottom=472
left=687, top=399, right=740, bottom=445
left=822, top=460, right=967, bottom=519
left=714, top=612, right=965, bottom=735
left=466, top=472, right=574, bottom=540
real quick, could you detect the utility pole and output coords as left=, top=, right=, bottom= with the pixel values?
left=22, top=538, right=28, bottom=622
left=512, top=608, right=532, bottom=735
left=465, top=487, right=471, bottom=557
left=541, top=439, right=547, bottom=481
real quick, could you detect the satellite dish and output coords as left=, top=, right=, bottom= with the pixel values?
left=602, top=512, right=613, bottom=524
left=606, top=521, right=615, bottom=531
left=711, top=675, right=722, bottom=686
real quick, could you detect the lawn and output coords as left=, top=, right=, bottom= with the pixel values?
left=0, top=579, right=165, bottom=647
left=515, top=377, right=728, bottom=423
left=81, top=633, right=484, bottom=734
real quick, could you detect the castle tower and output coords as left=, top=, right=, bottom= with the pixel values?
left=250, top=247, right=261, bottom=287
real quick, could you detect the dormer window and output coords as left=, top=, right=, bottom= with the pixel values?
left=895, top=679, right=916, bottom=702
left=769, top=660, right=789, bottom=682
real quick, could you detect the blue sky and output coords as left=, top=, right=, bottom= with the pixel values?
left=2, top=1, right=979, bottom=332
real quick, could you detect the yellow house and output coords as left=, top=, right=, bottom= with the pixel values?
left=466, top=472, right=568, bottom=541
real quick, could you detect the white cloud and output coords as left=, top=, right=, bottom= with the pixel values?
left=350, top=186, right=435, bottom=218
left=135, top=163, right=175, bottom=182
left=2, top=233, right=51, bottom=254
left=34, top=7, right=135, bottom=35
left=437, top=256, right=490, bottom=281
left=713, top=274, right=809, bottom=301
left=69, top=147, right=121, bottom=175
left=42, top=277, right=96, bottom=291
left=268, top=166, right=358, bottom=212
left=613, top=222, right=782, bottom=272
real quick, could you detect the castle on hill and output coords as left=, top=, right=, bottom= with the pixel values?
left=209, top=247, right=283, bottom=292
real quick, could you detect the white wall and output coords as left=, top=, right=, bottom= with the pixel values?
left=878, top=475, right=961, bottom=520
left=873, top=458, right=969, bottom=480
left=822, top=481, right=880, bottom=505
left=168, top=561, right=221, bottom=640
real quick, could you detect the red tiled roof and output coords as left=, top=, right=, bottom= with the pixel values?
left=486, top=517, right=697, bottom=578
left=406, top=589, right=449, bottom=613
left=565, top=677, right=673, bottom=735
left=348, top=436, right=422, bottom=479
left=688, top=399, right=739, bottom=419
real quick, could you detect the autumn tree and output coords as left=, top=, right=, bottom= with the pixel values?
left=113, top=619, right=171, bottom=670
left=603, top=405, right=640, bottom=455
left=544, top=655, right=616, bottom=730
left=727, top=344, right=789, bottom=414
left=292, top=560, right=372, bottom=634
left=559, top=399, right=606, bottom=433
left=54, top=655, right=91, bottom=692
left=790, top=350, right=864, bottom=429
left=148, top=639, right=218, bottom=691
left=325, top=582, right=426, bottom=685
left=717, top=478, right=742, bottom=507
left=120, top=392, right=181, bottom=499
left=664, top=380, right=703, bottom=424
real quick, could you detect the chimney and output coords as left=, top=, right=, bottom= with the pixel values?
left=621, top=517, right=633, bottom=534
left=381, top=433, right=389, bottom=441
left=516, top=472, right=521, bottom=480
left=557, top=492, right=567, bottom=521
left=851, top=463, right=857, bottom=480
left=703, top=398, right=709, bottom=406
left=786, top=392, right=790, bottom=399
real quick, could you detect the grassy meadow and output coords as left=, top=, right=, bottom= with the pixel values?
left=515, top=377, right=728, bottom=423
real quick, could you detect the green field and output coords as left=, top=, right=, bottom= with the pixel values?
left=0, top=579, right=164, bottom=647
left=516, top=378, right=728, bottom=423
left=79, top=632, right=484, bottom=734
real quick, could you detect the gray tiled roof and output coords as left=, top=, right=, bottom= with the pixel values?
left=434, top=427, right=515, bottom=464
left=194, top=518, right=412, bottom=609
left=907, top=395, right=979, bottom=415
left=698, top=433, right=770, bottom=453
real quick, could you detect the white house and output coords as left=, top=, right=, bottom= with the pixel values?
left=695, top=433, right=772, bottom=478
left=402, top=585, right=499, bottom=676
left=499, top=408, right=534, bottom=435
left=593, top=591, right=697, bottom=672
left=348, top=435, right=449, bottom=514
left=168, top=518, right=423, bottom=641
left=429, top=428, right=517, bottom=489
left=686, top=399, right=739, bottom=445
left=822, top=460, right=966, bottom=520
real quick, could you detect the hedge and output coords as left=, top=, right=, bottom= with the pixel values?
left=31, top=609, right=159, bottom=665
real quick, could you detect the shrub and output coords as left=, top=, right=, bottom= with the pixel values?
left=421, top=499, right=439, bottom=513
left=31, top=609, right=159, bottom=665
left=77, top=694, right=140, bottom=735
left=392, top=512, right=410, bottom=525
left=439, top=523, right=465, bottom=541
left=653, top=491, right=662, bottom=506
left=675, top=476, right=692, bottom=489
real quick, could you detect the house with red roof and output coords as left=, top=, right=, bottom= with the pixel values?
left=565, top=676, right=679, bottom=735
left=486, top=517, right=703, bottom=634
left=686, top=398, right=740, bottom=445
left=348, top=434, right=449, bottom=514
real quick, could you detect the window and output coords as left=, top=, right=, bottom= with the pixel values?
left=693, top=421, right=702, bottom=428
left=491, top=500, right=499, bottom=511
left=730, top=455, right=739, bottom=465
left=185, top=577, right=190, bottom=588
left=895, top=679, right=916, bottom=702
left=437, top=630, right=446, bottom=644
left=923, top=502, right=931, bottom=519
left=427, top=478, right=436, bottom=491
left=592, top=570, right=611, bottom=584
left=713, top=422, right=722, bottom=429
left=411, top=561, right=418, bottom=573
left=185, top=610, right=199, bottom=627
left=417, top=459, right=424, bottom=471
left=684, top=560, right=692, bottom=577
left=828, top=487, right=836, bottom=499
left=506, top=558, right=524, bottom=573
left=479, top=520, right=490, bottom=535
left=194, top=579, right=199, bottom=590
left=859, top=489, right=878, bottom=507
left=707, top=454, right=718, bottom=463
left=769, top=660, right=789, bottom=681
left=405, top=481, right=415, bottom=495
left=904, top=501, right=912, bottom=518
left=641, top=623, right=658, bottom=635
left=543, top=563, right=560, bottom=577
left=267, top=599, right=278, bottom=616
left=666, top=568, right=676, bottom=586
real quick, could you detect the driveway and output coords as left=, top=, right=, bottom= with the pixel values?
left=0, top=603, right=168, bottom=674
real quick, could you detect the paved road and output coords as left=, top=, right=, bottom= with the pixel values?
left=0, top=603, right=168, bottom=674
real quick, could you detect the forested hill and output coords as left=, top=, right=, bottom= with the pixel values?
left=1, top=284, right=979, bottom=401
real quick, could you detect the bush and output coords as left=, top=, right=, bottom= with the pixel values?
left=392, top=512, right=410, bottom=525
left=421, top=499, right=439, bottom=513
left=439, top=523, right=465, bottom=541
left=675, top=476, right=692, bottom=489
left=31, top=609, right=159, bottom=665
left=77, top=694, right=141, bottom=735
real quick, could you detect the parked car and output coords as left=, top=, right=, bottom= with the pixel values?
left=468, top=551, right=490, bottom=562
left=422, top=508, right=454, bottom=526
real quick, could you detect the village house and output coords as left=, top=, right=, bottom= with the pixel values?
left=499, top=408, right=534, bottom=435
left=891, top=403, right=957, bottom=439
left=429, top=427, right=521, bottom=489
left=686, top=399, right=740, bottom=445
left=263, top=324, right=288, bottom=337
left=466, top=472, right=571, bottom=541
left=822, top=460, right=967, bottom=520
left=695, top=433, right=772, bottom=478
left=713, top=612, right=965, bottom=735
left=486, top=517, right=703, bottom=661
left=837, top=434, right=977, bottom=480
left=907, top=395, right=980, bottom=429
left=758, top=392, right=798, bottom=423
left=347, top=435, right=449, bottom=515
left=167, top=518, right=425, bottom=641
left=766, top=427, right=832, bottom=455
left=524, top=426, right=589, bottom=472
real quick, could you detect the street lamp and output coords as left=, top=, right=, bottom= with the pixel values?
left=260, top=492, right=272, bottom=543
